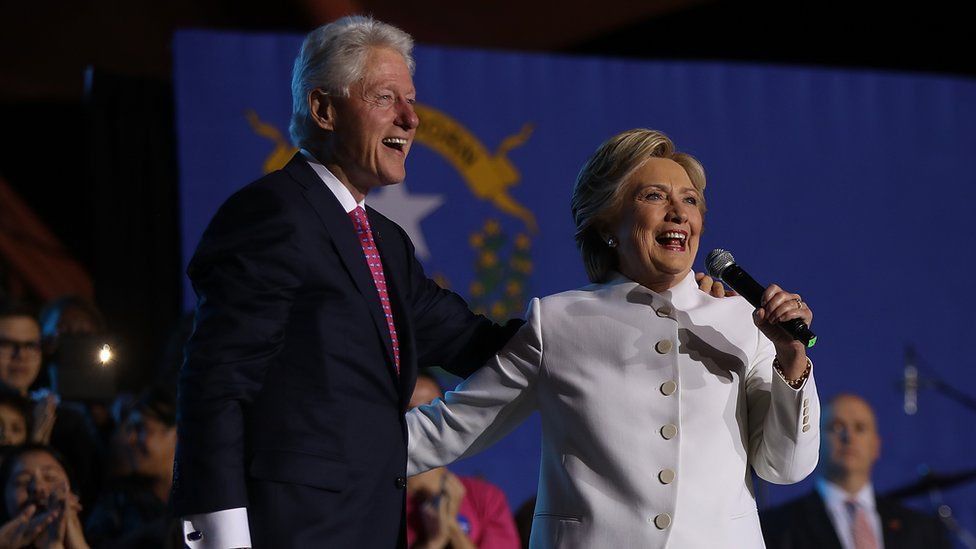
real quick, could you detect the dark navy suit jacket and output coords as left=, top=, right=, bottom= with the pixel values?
left=760, top=490, right=951, bottom=549
left=172, top=154, right=520, bottom=547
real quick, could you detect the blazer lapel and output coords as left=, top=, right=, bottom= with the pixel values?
left=283, top=155, right=398, bottom=373
left=806, top=493, right=845, bottom=549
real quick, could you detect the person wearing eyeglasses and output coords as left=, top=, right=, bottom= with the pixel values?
left=0, top=302, right=44, bottom=405
left=0, top=300, right=102, bottom=515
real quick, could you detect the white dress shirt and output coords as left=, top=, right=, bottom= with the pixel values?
left=181, top=153, right=361, bottom=549
left=818, top=478, right=886, bottom=549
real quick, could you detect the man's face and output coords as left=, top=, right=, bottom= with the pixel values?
left=5, top=450, right=70, bottom=518
left=824, top=395, right=881, bottom=479
left=327, top=46, right=418, bottom=194
left=0, top=316, right=43, bottom=395
left=123, top=411, right=177, bottom=479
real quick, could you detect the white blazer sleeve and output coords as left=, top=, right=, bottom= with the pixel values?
left=745, top=335, right=820, bottom=485
left=407, top=298, right=543, bottom=476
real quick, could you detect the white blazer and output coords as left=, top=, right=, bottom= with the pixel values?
left=407, top=271, right=820, bottom=548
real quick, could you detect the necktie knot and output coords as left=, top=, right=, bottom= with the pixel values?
left=350, top=206, right=369, bottom=228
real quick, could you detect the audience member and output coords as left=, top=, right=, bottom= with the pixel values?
left=0, top=444, right=89, bottom=548
left=0, top=300, right=102, bottom=516
left=0, top=393, right=31, bottom=448
left=761, top=393, right=952, bottom=549
left=38, top=296, right=115, bottom=441
left=39, top=297, right=106, bottom=347
left=85, top=384, right=179, bottom=548
left=406, top=373, right=519, bottom=549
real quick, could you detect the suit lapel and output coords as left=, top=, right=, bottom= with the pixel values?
left=283, top=155, right=398, bottom=374
left=806, top=493, right=845, bottom=549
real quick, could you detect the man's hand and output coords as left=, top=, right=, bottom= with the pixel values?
left=695, top=272, right=736, bottom=298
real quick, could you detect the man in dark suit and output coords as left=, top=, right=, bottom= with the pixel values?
left=171, top=16, right=521, bottom=548
left=761, top=393, right=951, bottom=549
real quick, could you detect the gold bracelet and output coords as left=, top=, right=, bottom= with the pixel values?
left=773, top=357, right=811, bottom=389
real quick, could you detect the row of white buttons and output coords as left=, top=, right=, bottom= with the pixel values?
left=654, top=309, right=676, bottom=530
left=656, top=334, right=677, bottom=529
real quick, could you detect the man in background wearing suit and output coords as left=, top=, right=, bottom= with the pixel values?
left=172, top=16, right=521, bottom=548
left=761, top=393, right=951, bottom=549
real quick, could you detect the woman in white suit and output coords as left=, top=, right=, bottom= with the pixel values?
left=407, top=129, right=819, bottom=548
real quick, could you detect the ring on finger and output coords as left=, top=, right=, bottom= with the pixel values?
left=794, top=297, right=803, bottom=310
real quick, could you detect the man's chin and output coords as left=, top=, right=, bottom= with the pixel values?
left=377, top=172, right=407, bottom=186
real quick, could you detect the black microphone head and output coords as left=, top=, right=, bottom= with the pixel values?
left=706, top=249, right=735, bottom=280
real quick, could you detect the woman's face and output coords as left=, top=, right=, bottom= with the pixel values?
left=0, top=403, right=28, bottom=446
left=610, top=157, right=703, bottom=289
left=4, top=450, right=70, bottom=518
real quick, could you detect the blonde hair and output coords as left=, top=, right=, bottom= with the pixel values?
left=571, top=128, right=706, bottom=282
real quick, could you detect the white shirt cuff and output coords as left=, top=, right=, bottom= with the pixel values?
left=183, top=507, right=252, bottom=549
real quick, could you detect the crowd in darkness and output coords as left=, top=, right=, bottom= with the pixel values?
left=0, top=297, right=182, bottom=548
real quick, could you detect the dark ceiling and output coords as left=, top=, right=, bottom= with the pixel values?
left=2, top=0, right=973, bottom=101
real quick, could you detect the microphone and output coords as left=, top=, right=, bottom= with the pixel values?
left=904, top=345, right=918, bottom=415
left=706, top=249, right=817, bottom=348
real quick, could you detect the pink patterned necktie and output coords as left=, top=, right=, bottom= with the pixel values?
left=845, top=500, right=879, bottom=549
left=349, top=206, right=400, bottom=373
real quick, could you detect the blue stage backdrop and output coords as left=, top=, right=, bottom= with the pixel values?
left=175, top=30, right=976, bottom=530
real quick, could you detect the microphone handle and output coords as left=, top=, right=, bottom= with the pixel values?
left=721, top=264, right=818, bottom=348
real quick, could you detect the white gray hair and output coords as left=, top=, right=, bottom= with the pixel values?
left=289, top=15, right=415, bottom=147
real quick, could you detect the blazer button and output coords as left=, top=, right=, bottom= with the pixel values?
left=658, top=468, right=676, bottom=484
left=655, top=339, right=673, bottom=354
left=660, top=380, right=677, bottom=396
left=395, top=476, right=407, bottom=489
left=656, top=306, right=673, bottom=318
left=187, top=531, right=204, bottom=542
left=653, top=513, right=672, bottom=529
left=660, top=424, right=678, bottom=440
left=802, top=425, right=811, bottom=433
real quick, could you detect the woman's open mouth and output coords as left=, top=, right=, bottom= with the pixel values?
left=656, top=230, right=688, bottom=251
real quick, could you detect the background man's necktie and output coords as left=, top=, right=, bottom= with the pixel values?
left=846, top=500, right=879, bottom=549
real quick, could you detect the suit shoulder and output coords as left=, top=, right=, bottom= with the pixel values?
left=537, top=282, right=612, bottom=305
left=206, top=170, right=308, bottom=229
left=696, top=291, right=756, bottom=317
left=229, top=168, right=305, bottom=206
